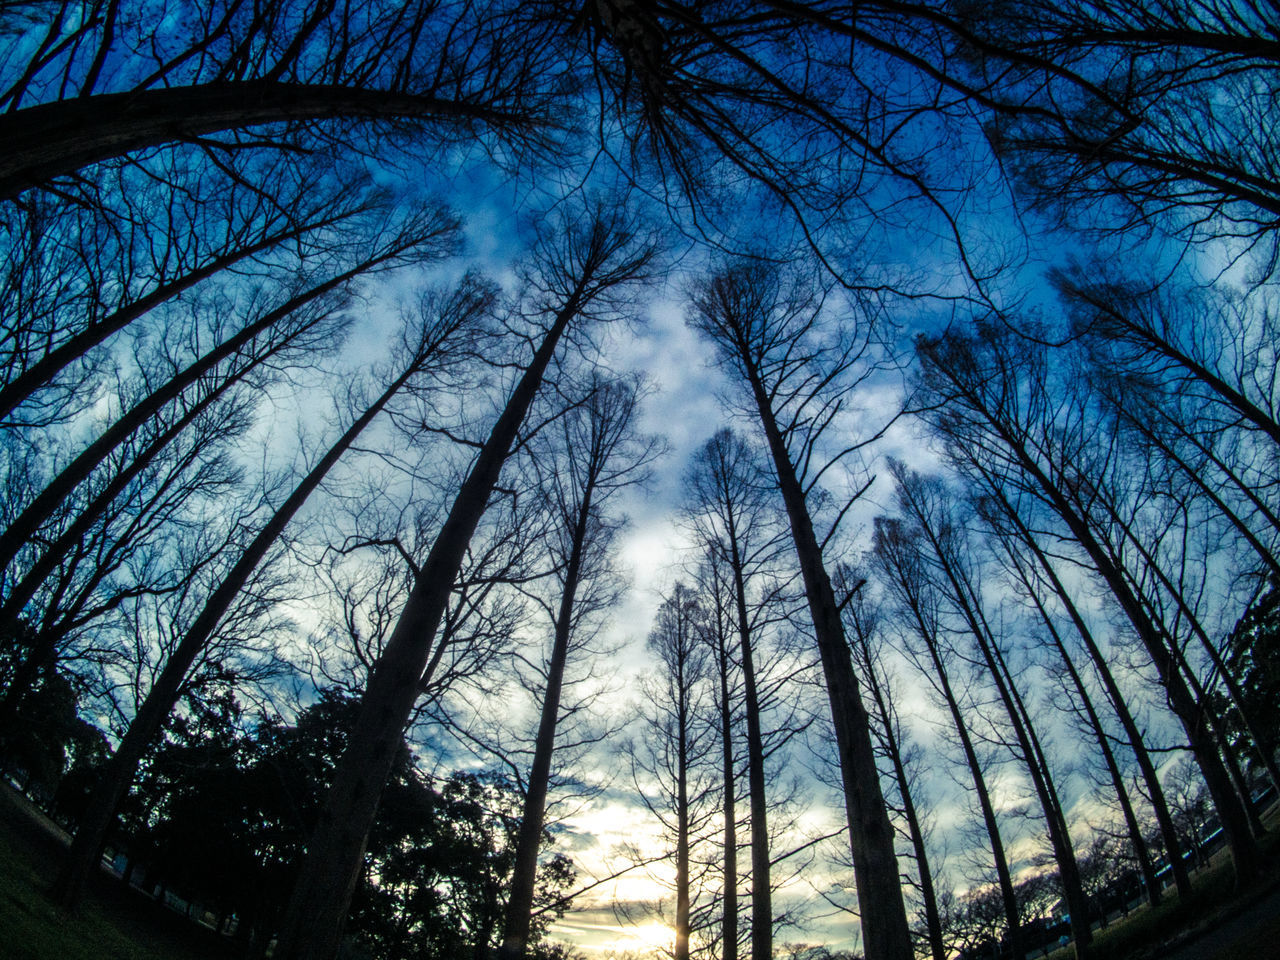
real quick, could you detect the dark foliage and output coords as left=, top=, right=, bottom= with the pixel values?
left=110, top=689, right=573, bottom=957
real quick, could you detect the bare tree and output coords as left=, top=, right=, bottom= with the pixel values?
left=0, top=151, right=383, bottom=426
left=0, top=198, right=460, bottom=650
left=273, top=200, right=659, bottom=960
left=0, top=391, right=260, bottom=746
left=888, top=462, right=1095, bottom=956
left=840, top=572, right=946, bottom=960
left=960, top=0, right=1280, bottom=258
left=629, top=582, right=718, bottom=960
left=0, top=309, right=335, bottom=723
left=313, top=475, right=544, bottom=739
left=1060, top=266, right=1280, bottom=452
left=689, top=260, right=913, bottom=960
left=0, top=2, right=569, bottom=200
left=976, top=486, right=1170, bottom=908
left=915, top=323, right=1263, bottom=887
left=50, top=272, right=495, bottom=910
left=498, top=373, right=657, bottom=960
left=699, top=552, right=741, bottom=960
left=0, top=296, right=348, bottom=717
left=872, top=515, right=1025, bottom=960
left=683, top=427, right=791, bottom=960
left=1058, top=430, right=1280, bottom=808
left=947, top=412, right=1195, bottom=901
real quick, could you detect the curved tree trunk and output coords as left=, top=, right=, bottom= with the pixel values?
left=0, top=80, right=521, bottom=200
left=0, top=238, right=418, bottom=583
left=0, top=203, right=360, bottom=424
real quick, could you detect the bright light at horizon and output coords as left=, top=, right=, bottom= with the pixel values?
left=549, top=917, right=675, bottom=956
left=614, top=921, right=675, bottom=952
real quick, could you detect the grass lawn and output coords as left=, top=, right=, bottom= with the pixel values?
left=0, top=783, right=237, bottom=960
left=1039, top=802, right=1280, bottom=960
left=0, top=835, right=169, bottom=960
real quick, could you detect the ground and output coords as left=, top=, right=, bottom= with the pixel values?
left=0, top=782, right=236, bottom=960
left=1, top=779, right=1277, bottom=960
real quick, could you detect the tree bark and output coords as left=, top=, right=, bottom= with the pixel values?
left=0, top=81, right=524, bottom=200
left=743, top=356, right=913, bottom=960
left=272, top=289, right=585, bottom=960
left=498, top=478, right=594, bottom=960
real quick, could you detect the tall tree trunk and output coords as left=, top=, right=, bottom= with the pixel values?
left=273, top=289, right=585, bottom=960
left=851, top=623, right=946, bottom=960
left=0, top=300, right=336, bottom=719
left=912, top=499, right=1093, bottom=958
left=1101, top=495, right=1280, bottom=798
left=908, top=595, right=1023, bottom=959
left=0, top=80, right=521, bottom=200
left=676, top=701, right=692, bottom=960
left=710, top=580, right=739, bottom=960
left=727, top=534, right=769, bottom=960
left=981, top=479, right=1193, bottom=899
left=498, top=479, right=594, bottom=960
left=742, top=357, right=912, bottom=960
left=1003, top=537, right=1164, bottom=907
left=50, top=356, right=422, bottom=910
left=0, top=240, right=415, bottom=582
left=937, top=361, right=1262, bottom=886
